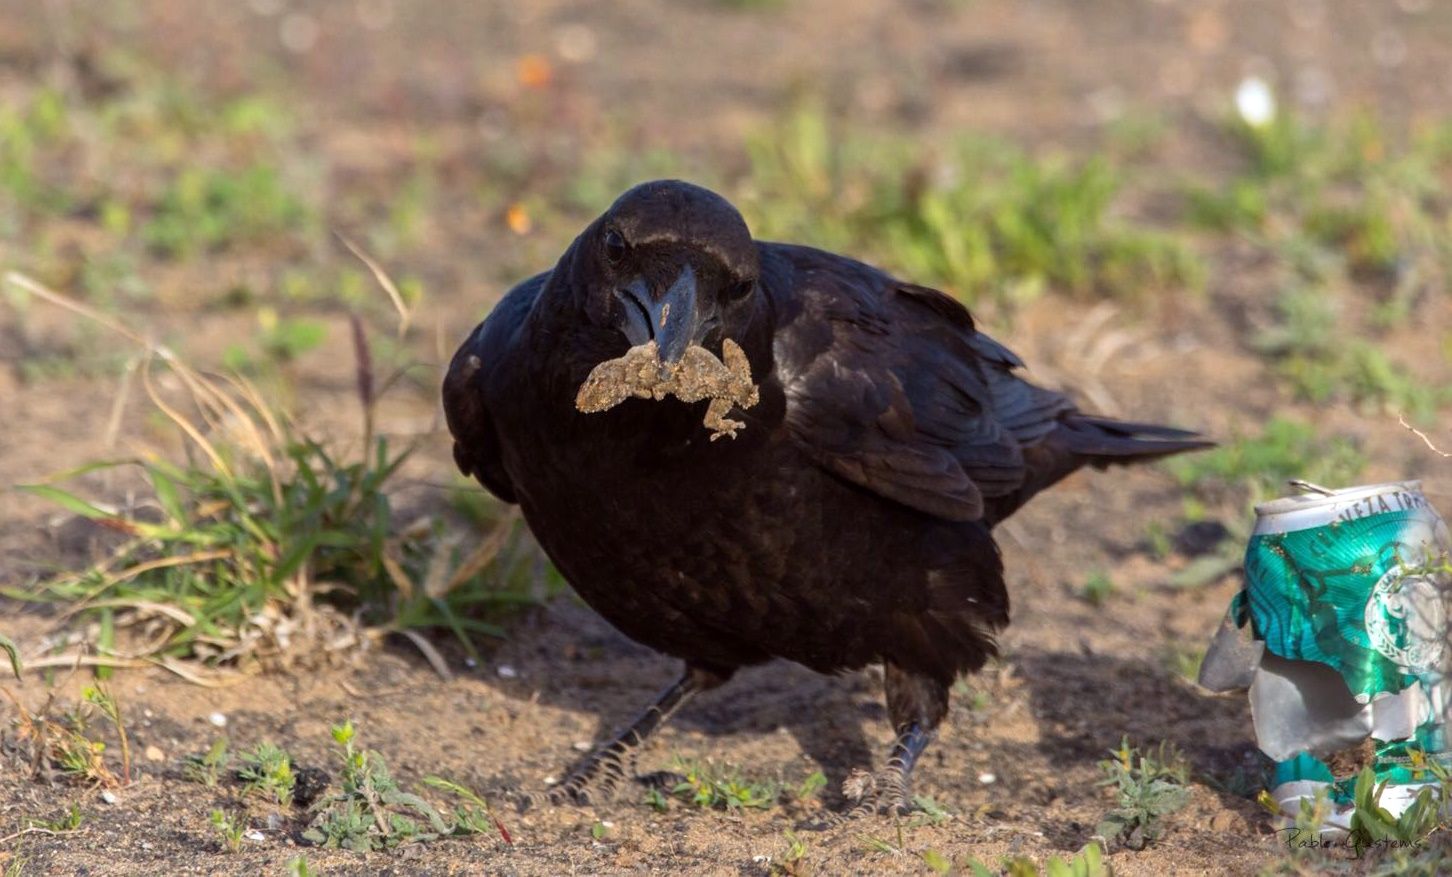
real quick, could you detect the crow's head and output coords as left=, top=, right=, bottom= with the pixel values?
left=574, top=180, right=759, bottom=365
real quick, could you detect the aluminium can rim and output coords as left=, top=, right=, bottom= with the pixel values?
left=1253, top=480, right=1424, bottom=518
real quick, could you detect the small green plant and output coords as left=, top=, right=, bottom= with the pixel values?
left=1045, top=847, right=1109, bottom=877
left=1162, top=644, right=1205, bottom=681
left=991, top=843, right=1111, bottom=877
left=222, top=310, right=329, bottom=372
left=286, top=857, right=314, bottom=877
left=643, top=787, right=670, bottom=812
left=1096, top=737, right=1191, bottom=849
left=0, top=632, right=21, bottom=679
left=80, top=686, right=131, bottom=785
left=210, top=808, right=246, bottom=853
left=419, top=775, right=512, bottom=844
left=910, top=795, right=952, bottom=826
left=795, top=770, right=827, bottom=802
left=238, top=742, right=296, bottom=806
left=590, top=820, right=610, bottom=840
left=671, top=758, right=780, bottom=811
left=4, top=688, right=118, bottom=787
left=770, top=830, right=809, bottom=876
left=921, top=847, right=952, bottom=875
left=302, top=721, right=510, bottom=851
left=27, top=803, right=84, bottom=833
left=1346, top=765, right=1443, bottom=858
left=183, top=738, right=229, bottom=787
left=1080, top=572, right=1114, bottom=607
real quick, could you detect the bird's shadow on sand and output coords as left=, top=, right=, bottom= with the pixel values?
left=473, top=599, right=881, bottom=805
left=470, top=599, right=1262, bottom=823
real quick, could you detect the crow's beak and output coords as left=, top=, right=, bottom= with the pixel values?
left=615, top=265, right=700, bottom=365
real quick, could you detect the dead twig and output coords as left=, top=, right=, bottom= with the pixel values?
left=1399, top=415, right=1451, bottom=458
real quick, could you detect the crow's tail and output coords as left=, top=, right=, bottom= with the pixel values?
left=984, top=415, right=1212, bottom=526
left=1059, top=414, right=1216, bottom=465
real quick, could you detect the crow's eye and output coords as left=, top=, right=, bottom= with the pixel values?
left=603, top=229, right=627, bottom=265
left=725, top=278, right=755, bottom=301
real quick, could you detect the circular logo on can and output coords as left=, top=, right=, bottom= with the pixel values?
left=1365, top=566, right=1447, bottom=674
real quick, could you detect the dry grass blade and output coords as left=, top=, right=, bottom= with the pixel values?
left=381, top=549, right=416, bottom=602
left=102, top=356, right=140, bottom=454
left=336, top=230, right=412, bottom=337
left=391, top=628, right=454, bottom=682
left=445, top=509, right=520, bottom=594
left=20, top=654, right=152, bottom=672
left=138, top=354, right=232, bottom=478
left=5, top=271, right=149, bottom=347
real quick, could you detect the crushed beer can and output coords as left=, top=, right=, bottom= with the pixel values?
left=1199, top=480, right=1452, bottom=832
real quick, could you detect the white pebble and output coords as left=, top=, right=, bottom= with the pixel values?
left=208, top=712, right=228, bottom=728
left=1235, top=77, right=1276, bottom=127
left=572, top=741, right=593, bottom=752
left=978, top=772, right=997, bottom=784
left=543, top=775, right=559, bottom=786
left=245, top=829, right=266, bottom=842
left=101, top=790, right=118, bottom=804
left=496, top=664, right=518, bottom=679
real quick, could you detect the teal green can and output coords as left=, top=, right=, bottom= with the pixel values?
left=1245, top=481, right=1450, bottom=706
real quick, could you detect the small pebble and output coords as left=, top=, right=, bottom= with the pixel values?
left=1235, top=77, right=1276, bottom=127
left=144, top=745, right=165, bottom=762
left=543, top=775, right=559, bottom=786
left=572, top=740, right=593, bottom=752
left=141, top=841, right=153, bottom=850
left=978, top=772, right=997, bottom=784
left=464, top=657, right=478, bottom=669
left=208, top=712, right=228, bottom=728
left=143, top=709, right=154, bottom=719
left=496, top=664, right=518, bottom=679
left=244, top=829, right=266, bottom=842
left=101, top=790, right=118, bottom=804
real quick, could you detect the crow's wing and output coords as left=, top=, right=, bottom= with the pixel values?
left=771, top=248, right=1074, bottom=523
left=442, top=272, right=550, bottom=504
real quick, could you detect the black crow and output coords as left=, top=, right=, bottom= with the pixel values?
left=443, top=180, right=1210, bottom=814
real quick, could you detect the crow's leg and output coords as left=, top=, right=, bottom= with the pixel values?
left=843, top=663, right=948, bottom=817
left=547, top=662, right=733, bottom=806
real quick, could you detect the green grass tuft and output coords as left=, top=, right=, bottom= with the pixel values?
left=741, top=104, right=1203, bottom=309
left=1095, top=737, right=1191, bottom=850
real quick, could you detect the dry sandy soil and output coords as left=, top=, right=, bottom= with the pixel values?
left=3, top=1, right=1452, bottom=874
